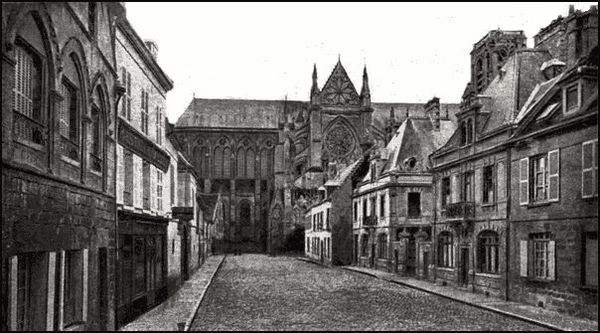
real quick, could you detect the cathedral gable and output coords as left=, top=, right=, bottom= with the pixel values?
left=320, top=61, right=361, bottom=106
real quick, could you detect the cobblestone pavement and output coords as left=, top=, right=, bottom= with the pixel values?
left=190, top=254, right=549, bottom=331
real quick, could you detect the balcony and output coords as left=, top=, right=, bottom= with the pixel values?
left=363, top=215, right=378, bottom=227
left=443, top=202, right=475, bottom=220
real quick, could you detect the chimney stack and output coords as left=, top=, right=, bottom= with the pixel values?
left=425, top=97, right=441, bottom=131
left=569, top=4, right=575, bottom=14
left=144, top=39, right=158, bottom=59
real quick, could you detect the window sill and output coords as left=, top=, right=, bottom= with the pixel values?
left=14, top=138, right=45, bottom=151
left=475, top=272, right=501, bottom=278
left=61, top=155, right=81, bottom=167
left=89, top=169, right=102, bottom=177
left=524, top=277, right=553, bottom=283
left=527, top=201, right=551, bottom=208
left=437, top=267, right=454, bottom=271
left=481, top=203, right=495, bottom=208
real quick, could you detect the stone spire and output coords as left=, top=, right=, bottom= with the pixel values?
left=310, top=63, right=320, bottom=104
left=360, top=64, right=371, bottom=107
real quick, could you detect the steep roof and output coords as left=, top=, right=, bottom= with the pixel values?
left=176, top=98, right=307, bottom=129
left=324, top=158, right=362, bottom=187
left=319, top=60, right=361, bottom=106
left=383, top=117, right=456, bottom=173
left=479, top=49, right=551, bottom=134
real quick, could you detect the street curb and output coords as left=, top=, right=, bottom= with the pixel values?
left=184, top=255, right=227, bottom=331
left=341, top=267, right=565, bottom=332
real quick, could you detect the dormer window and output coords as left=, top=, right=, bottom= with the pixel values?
left=460, top=118, right=475, bottom=146
left=371, top=162, right=377, bottom=181
left=563, top=82, right=580, bottom=114
left=406, top=157, right=417, bottom=169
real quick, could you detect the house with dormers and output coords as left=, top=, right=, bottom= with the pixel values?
left=352, top=97, right=455, bottom=278
left=506, top=5, right=597, bottom=319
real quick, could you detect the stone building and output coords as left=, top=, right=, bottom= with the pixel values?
left=431, top=46, right=550, bottom=298
left=2, top=2, right=122, bottom=330
left=507, top=6, right=597, bottom=319
left=198, top=191, right=226, bottom=255
left=305, top=158, right=369, bottom=266
left=353, top=98, right=455, bottom=278
left=113, top=10, right=176, bottom=326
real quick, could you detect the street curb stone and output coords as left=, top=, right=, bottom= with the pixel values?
left=340, top=266, right=566, bottom=332
left=185, top=254, right=227, bottom=331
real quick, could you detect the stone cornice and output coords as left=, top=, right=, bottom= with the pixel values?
left=116, top=18, right=173, bottom=92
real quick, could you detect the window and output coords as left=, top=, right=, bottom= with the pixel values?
left=582, top=140, right=598, bottom=198
left=170, top=165, right=175, bottom=204
left=90, top=102, right=102, bottom=172
left=326, top=208, right=330, bottom=230
left=16, top=254, right=31, bottom=331
left=214, top=147, right=223, bottom=178
left=583, top=232, right=598, bottom=288
left=460, top=119, right=474, bottom=146
left=141, top=89, right=149, bottom=134
left=361, top=234, right=368, bottom=257
left=461, top=171, right=473, bottom=202
left=564, top=83, right=579, bottom=113
left=13, top=42, right=44, bottom=145
left=142, top=161, right=150, bottom=210
left=157, top=170, right=163, bottom=211
left=438, top=232, right=454, bottom=267
left=441, top=177, right=450, bottom=209
left=371, top=163, right=377, bottom=181
left=379, top=194, right=385, bottom=218
left=10, top=252, right=50, bottom=331
left=156, top=107, right=162, bottom=145
left=520, top=150, right=560, bottom=205
left=260, top=149, right=270, bottom=178
left=478, top=231, right=499, bottom=274
left=483, top=165, right=494, bottom=204
left=123, top=149, right=133, bottom=206
left=223, top=147, right=231, bottom=178
left=378, top=233, right=387, bottom=259
left=60, top=80, right=78, bottom=142
left=531, top=233, right=554, bottom=280
left=362, top=199, right=367, bottom=219
left=370, top=197, right=376, bottom=217
left=306, top=238, right=310, bottom=253
left=121, top=68, right=132, bottom=120
left=353, top=202, right=358, bottom=222
left=237, top=148, right=245, bottom=178
left=246, top=149, right=255, bottom=178
left=408, top=192, right=421, bottom=218
left=64, top=250, right=84, bottom=327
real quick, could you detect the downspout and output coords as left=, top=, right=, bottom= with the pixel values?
left=431, top=160, right=437, bottom=283
left=505, top=130, right=512, bottom=301
left=113, top=82, right=125, bottom=329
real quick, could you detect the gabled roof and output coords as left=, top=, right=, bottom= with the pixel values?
left=479, top=49, right=551, bottom=134
left=176, top=98, right=307, bottom=128
left=319, top=60, right=361, bottom=106
left=324, top=158, right=362, bottom=187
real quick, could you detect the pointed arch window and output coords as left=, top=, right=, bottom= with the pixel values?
left=223, top=147, right=231, bottom=178
left=246, top=149, right=255, bottom=178
left=260, top=149, right=269, bottom=178
left=90, top=86, right=105, bottom=172
left=214, top=147, right=223, bottom=178
left=237, top=147, right=245, bottom=178
left=60, top=53, right=84, bottom=162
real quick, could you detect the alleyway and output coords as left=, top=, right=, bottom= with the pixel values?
left=190, top=255, right=548, bottom=331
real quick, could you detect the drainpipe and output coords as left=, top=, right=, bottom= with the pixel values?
left=432, top=172, right=437, bottom=283
left=505, top=133, right=512, bottom=301
left=113, top=82, right=125, bottom=329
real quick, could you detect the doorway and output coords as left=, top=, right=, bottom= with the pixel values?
left=394, top=250, right=399, bottom=273
left=423, top=251, right=429, bottom=280
left=459, top=247, right=469, bottom=286
left=370, top=243, right=376, bottom=268
left=181, top=226, right=189, bottom=281
left=98, top=247, right=107, bottom=330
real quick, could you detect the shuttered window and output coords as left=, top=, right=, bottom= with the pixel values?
left=142, top=161, right=150, bottom=210
left=519, top=158, right=529, bottom=205
left=582, top=140, right=598, bottom=198
left=547, top=150, right=559, bottom=201
left=13, top=44, right=42, bottom=121
left=156, top=170, right=163, bottom=211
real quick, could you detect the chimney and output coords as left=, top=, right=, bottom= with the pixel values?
left=425, top=97, right=441, bottom=131
left=144, top=39, right=158, bottom=59
left=591, top=5, right=598, bottom=13
left=569, top=5, right=575, bottom=14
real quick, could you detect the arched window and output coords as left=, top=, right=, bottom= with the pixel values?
left=361, top=234, right=369, bottom=257
left=90, top=86, right=104, bottom=172
left=13, top=12, right=47, bottom=148
left=378, top=233, right=387, bottom=259
left=246, top=149, right=255, bottom=178
left=214, top=147, right=223, bottom=178
left=223, top=147, right=231, bottom=178
left=60, top=53, right=84, bottom=161
left=478, top=230, right=499, bottom=274
left=467, top=118, right=474, bottom=144
left=438, top=232, right=454, bottom=267
left=460, top=121, right=467, bottom=146
left=237, top=147, right=245, bottom=178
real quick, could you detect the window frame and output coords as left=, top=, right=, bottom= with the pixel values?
left=407, top=192, right=421, bottom=218
left=581, top=139, right=598, bottom=198
left=13, top=37, right=45, bottom=125
left=482, top=164, right=495, bottom=204
left=477, top=231, right=499, bottom=274
left=562, top=81, right=581, bottom=115
left=441, top=177, right=450, bottom=209
left=437, top=232, right=454, bottom=268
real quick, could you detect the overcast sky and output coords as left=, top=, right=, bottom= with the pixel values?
left=125, top=2, right=596, bottom=122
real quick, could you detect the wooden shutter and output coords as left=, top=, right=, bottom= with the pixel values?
left=582, top=140, right=596, bottom=198
left=547, top=240, right=555, bottom=281
left=9, top=256, right=18, bottom=331
left=475, top=167, right=483, bottom=204
left=519, top=240, right=528, bottom=277
left=82, top=249, right=88, bottom=322
left=46, top=252, right=56, bottom=330
left=519, top=158, right=529, bottom=205
left=548, top=150, right=560, bottom=202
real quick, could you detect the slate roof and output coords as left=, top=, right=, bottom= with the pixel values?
left=479, top=49, right=551, bottom=134
left=176, top=98, right=307, bottom=129
left=370, top=102, right=461, bottom=131
left=382, top=117, right=456, bottom=173
left=324, top=158, right=362, bottom=187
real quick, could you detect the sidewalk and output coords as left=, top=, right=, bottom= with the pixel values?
left=342, top=265, right=598, bottom=332
left=120, top=254, right=226, bottom=331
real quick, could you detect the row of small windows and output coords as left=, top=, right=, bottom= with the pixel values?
left=354, top=193, right=422, bottom=221
left=311, top=209, right=330, bottom=231
left=306, top=237, right=330, bottom=258
left=123, top=148, right=172, bottom=211
left=195, top=146, right=273, bottom=179
left=358, top=234, right=388, bottom=259
left=437, top=231, right=499, bottom=274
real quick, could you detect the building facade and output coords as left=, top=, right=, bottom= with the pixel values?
left=507, top=6, right=597, bottom=319
left=2, top=2, right=122, bottom=330
left=353, top=98, right=455, bottom=278
left=114, top=12, right=175, bottom=326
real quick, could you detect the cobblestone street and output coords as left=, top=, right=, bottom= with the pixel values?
left=190, top=255, right=549, bottom=331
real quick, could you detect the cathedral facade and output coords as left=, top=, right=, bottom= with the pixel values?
left=172, top=59, right=460, bottom=253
